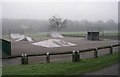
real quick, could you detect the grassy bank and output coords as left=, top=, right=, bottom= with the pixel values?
left=3, top=52, right=119, bottom=75
left=0, top=67, right=2, bottom=76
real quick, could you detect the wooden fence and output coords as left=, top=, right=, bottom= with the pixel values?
left=2, top=43, right=120, bottom=65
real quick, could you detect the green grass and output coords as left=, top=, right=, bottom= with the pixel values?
left=62, top=32, right=86, bottom=35
left=3, top=31, right=119, bottom=40
left=3, top=52, right=119, bottom=75
left=0, top=66, right=2, bottom=76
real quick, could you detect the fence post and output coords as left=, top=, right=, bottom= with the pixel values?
left=76, top=50, right=80, bottom=62
left=72, top=51, right=75, bottom=62
left=21, top=54, right=28, bottom=64
left=21, top=54, right=24, bottom=64
left=24, top=54, right=28, bottom=64
left=94, top=48, right=98, bottom=58
left=75, top=51, right=78, bottom=62
left=46, top=52, right=50, bottom=63
left=72, top=50, right=80, bottom=62
left=109, top=45, right=113, bottom=54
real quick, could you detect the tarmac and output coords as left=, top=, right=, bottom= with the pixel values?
left=85, top=63, right=119, bottom=75
left=2, top=37, right=119, bottom=66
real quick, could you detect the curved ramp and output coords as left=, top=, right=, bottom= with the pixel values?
left=10, top=34, right=25, bottom=39
left=10, top=33, right=34, bottom=42
left=50, top=32, right=64, bottom=38
left=15, top=36, right=34, bottom=42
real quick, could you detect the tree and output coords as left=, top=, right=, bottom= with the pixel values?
left=49, top=16, right=67, bottom=31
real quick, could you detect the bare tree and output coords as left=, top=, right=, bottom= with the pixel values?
left=49, top=16, right=67, bottom=31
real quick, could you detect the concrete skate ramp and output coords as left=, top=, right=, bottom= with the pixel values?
left=26, top=36, right=34, bottom=42
left=50, top=32, right=63, bottom=38
left=10, top=33, right=25, bottom=39
left=15, top=36, right=34, bottom=42
left=32, top=39, right=76, bottom=48
left=10, top=33, right=34, bottom=42
left=53, top=39, right=76, bottom=46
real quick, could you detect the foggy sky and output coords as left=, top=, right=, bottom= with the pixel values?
left=2, top=2, right=118, bottom=22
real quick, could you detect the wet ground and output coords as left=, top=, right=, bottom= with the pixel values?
left=11, top=37, right=118, bottom=55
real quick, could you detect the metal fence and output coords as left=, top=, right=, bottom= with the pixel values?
left=2, top=43, right=120, bottom=65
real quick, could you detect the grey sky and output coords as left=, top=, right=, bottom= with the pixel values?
left=2, top=2, right=118, bottom=22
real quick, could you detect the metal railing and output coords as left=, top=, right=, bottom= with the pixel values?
left=2, top=43, right=120, bottom=64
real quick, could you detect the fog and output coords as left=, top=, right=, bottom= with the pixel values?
left=2, top=2, right=118, bottom=22
left=1, top=1, right=118, bottom=34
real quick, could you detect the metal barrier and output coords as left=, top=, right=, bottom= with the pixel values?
left=2, top=43, right=120, bottom=64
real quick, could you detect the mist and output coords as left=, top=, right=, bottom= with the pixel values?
left=2, top=2, right=118, bottom=34
left=2, top=2, right=118, bottom=22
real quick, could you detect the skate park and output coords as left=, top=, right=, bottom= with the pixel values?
left=2, top=29, right=119, bottom=65
left=1, top=16, right=119, bottom=66
left=1, top=2, right=119, bottom=75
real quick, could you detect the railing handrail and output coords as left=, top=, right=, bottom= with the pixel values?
left=2, top=43, right=120, bottom=59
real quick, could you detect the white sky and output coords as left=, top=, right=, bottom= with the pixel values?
left=1, top=0, right=119, bottom=2
left=1, top=0, right=119, bottom=22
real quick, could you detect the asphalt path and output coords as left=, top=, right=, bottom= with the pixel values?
left=85, top=63, right=119, bottom=75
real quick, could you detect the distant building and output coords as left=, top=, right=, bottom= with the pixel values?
left=87, top=27, right=104, bottom=41
left=87, top=32, right=99, bottom=40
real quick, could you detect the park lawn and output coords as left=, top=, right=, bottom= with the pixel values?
left=3, top=31, right=119, bottom=40
left=2, top=52, right=119, bottom=75
left=0, top=67, right=2, bottom=76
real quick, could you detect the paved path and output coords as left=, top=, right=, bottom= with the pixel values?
left=85, top=63, right=119, bottom=75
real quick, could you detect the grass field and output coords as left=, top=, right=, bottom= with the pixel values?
left=0, top=66, right=2, bottom=76
left=2, top=31, right=119, bottom=40
left=2, top=52, right=119, bottom=75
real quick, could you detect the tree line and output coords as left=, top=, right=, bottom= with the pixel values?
left=2, top=18, right=118, bottom=34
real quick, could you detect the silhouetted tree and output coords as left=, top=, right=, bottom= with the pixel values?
left=49, top=16, right=67, bottom=31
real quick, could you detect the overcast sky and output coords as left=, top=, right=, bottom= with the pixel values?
left=1, top=0, right=118, bottom=22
